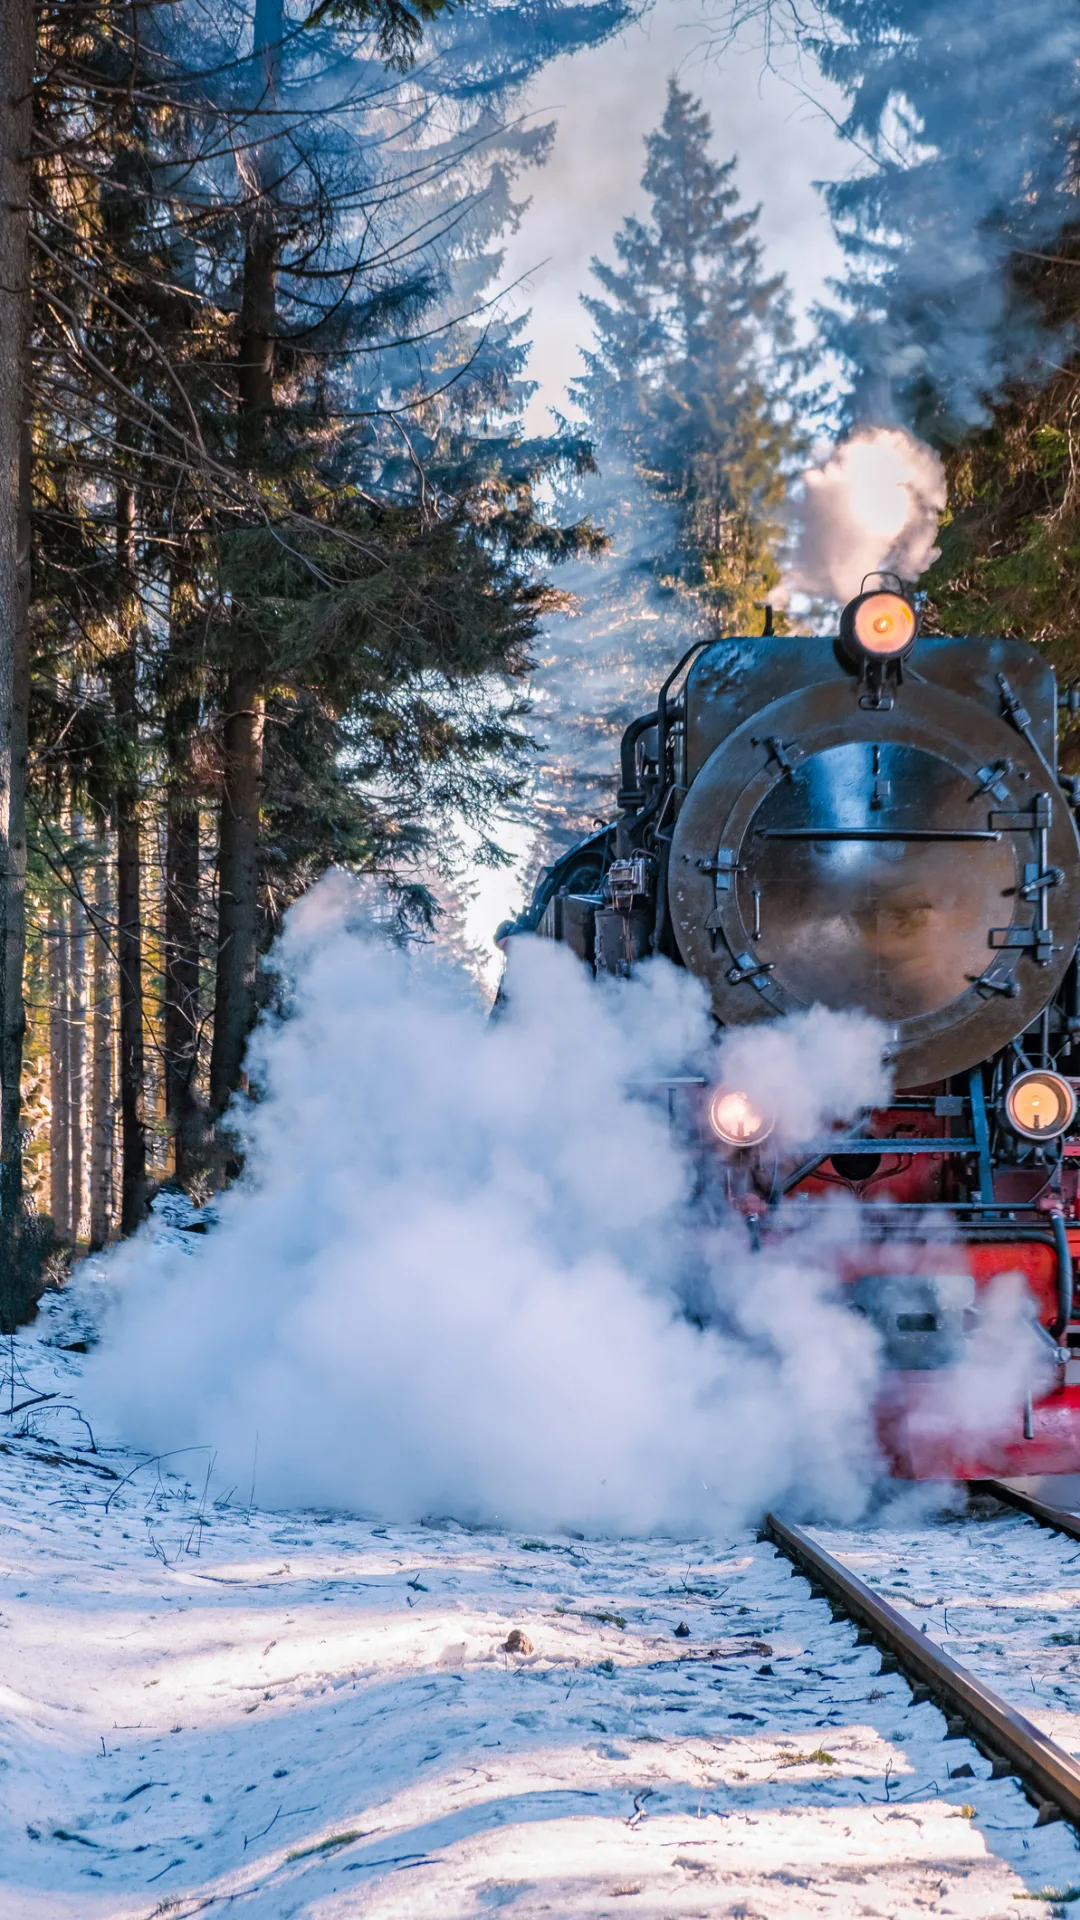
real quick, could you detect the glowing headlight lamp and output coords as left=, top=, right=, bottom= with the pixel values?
left=1003, top=1069, right=1077, bottom=1142
left=840, top=588, right=917, bottom=663
left=707, top=1086, right=774, bottom=1149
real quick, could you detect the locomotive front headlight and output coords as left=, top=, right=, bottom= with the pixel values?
left=707, top=1086, right=774, bottom=1149
left=1003, top=1069, right=1077, bottom=1141
left=842, top=589, right=917, bottom=661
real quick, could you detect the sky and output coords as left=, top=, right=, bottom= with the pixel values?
left=463, top=1, right=854, bottom=968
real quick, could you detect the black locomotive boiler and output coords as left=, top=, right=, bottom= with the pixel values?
left=502, top=582, right=1080, bottom=1478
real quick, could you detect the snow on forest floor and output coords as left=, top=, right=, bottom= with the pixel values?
left=5, top=1307, right=1080, bottom=1916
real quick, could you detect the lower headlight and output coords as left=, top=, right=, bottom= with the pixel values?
left=707, top=1087, right=774, bottom=1149
left=1003, top=1069, right=1077, bottom=1141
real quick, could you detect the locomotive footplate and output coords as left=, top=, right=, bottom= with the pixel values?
left=875, top=1374, right=1080, bottom=1481
left=767, top=1205, right=1080, bottom=1481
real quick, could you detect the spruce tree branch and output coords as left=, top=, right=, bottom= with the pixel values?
left=37, top=288, right=372, bottom=579
left=30, top=230, right=211, bottom=457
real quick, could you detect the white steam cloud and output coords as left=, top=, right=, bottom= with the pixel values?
left=906, top=1271, right=1056, bottom=1467
left=787, top=426, right=947, bottom=604
left=717, top=1004, right=892, bottom=1153
left=79, top=873, right=888, bottom=1535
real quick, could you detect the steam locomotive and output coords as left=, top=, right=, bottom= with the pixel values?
left=503, top=581, right=1080, bottom=1480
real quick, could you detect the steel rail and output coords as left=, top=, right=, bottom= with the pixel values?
left=976, top=1480, right=1080, bottom=1545
left=764, top=1511, right=1080, bottom=1825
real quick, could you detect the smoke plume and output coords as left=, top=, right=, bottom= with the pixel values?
left=525, top=453, right=692, bottom=866
left=79, top=874, right=888, bottom=1534
left=786, top=427, right=947, bottom=604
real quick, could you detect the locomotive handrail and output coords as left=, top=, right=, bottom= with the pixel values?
left=859, top=1200, right=1069, bottom=1212
left=790, top=1137, right=981, bottom=1152
left=779, top=1138, right=981, bottom=1192
left=657, top=640, right=714, bottom=790
left=756, top=827, right=1002, bottom=841
left=618, top=707, right=658, bottom=809
left=1049, top=1208, right=1073, bottom=1339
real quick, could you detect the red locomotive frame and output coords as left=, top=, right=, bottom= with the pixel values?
left=790, top=1116, right=1080, bottom=1479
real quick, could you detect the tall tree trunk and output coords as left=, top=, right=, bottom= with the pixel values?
left=164, top=559, right=204, bottom=1179
left=210, top=673, right=264, bottom=1115
left=68, top=826, right=87, bottom=1243
left=236, top=222, right=276, bottom=465
left=112, top=478, right=147, bottom=1234
left=0, top=0, right=33, bottom=1309
left=209, top=0, right=280, bottom=1127
left=237, top=0, right=281, bottom=466
left=48, top=918, right=70, bottom=1242
left=115, top=770, right=145, bottom=1235
left=165, top=778, right=202, bottom=1173
left=88, top=828, right=113, bottom=1249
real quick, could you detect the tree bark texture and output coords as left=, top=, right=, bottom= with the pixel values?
left=112, top=479, right=147, bottom=1235
left=48, top=921, right=70, bottom=1241
left=165, top=749, right=202, bottom=1176
left=88, top=830, right=113, bottom=1249
left=237, top=221, right=276, bottom=467
left=67, top=841, right=87, bottom=1242
left=0, top=0, right=33, bottom=1296
left=208, top=0, right=280, bottom=1129
left=237, top=0, right=282, bottom=466
left=210, top=672, right=264, bottom=1115
left=163, top=555, right=205, bottom=1180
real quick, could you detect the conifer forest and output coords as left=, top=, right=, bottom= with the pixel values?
left=0, top=0, right=627, bottom=1296
left=0, top=0, right=819, bottom=1310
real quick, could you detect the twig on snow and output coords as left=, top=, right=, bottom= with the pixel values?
left=244, top=1803, right=283, bottom=1849
left=147, top=1855, right=185, bottom=1882
left=104, top=1446, right=215, bottom=1514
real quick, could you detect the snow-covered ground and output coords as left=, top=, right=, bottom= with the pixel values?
left=5, top=1305, right=1080, bottom=1917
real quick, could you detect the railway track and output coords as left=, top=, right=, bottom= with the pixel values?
left=765, top=1480, right=1080, bottom=1832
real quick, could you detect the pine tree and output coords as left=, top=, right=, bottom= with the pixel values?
left=573, top=78, right=805, bottom=630
left=794, top=0, right=1080, bottom=438
left=915, top=304, right=1080, bottom=688
left=524, top=78, right=804, bottom=871
left=744, top=2, right=1080, bottom=666
left=0, top=0, right=34, bottom=1309
left=11, top=0, right=632, bottom=1249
